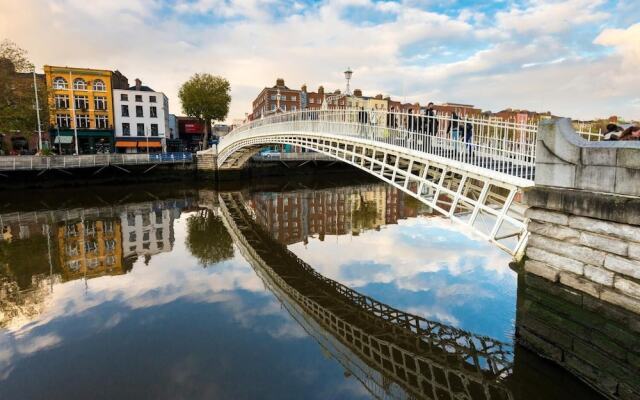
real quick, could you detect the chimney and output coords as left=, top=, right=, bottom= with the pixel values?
left=353, top=89, right=362, bottom=97
left=135, top=78, right=142, bottom=91
left=318, top=86, right=324, bottom=96
left=276, top=78, right=285, bottom=87
left=375, top=94, right=383, bottom=100
left=301, top=84, right=307, bottom=92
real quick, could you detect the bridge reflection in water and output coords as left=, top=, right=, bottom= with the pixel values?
left=219, top=192, right=613, bottom=400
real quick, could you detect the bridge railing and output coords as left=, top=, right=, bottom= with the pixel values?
left=0, top=152, right=193, bottom=171
left=223, top=109, right=537, bottom=181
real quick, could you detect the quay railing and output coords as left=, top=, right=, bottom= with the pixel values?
left=221, top=109, right=539, bottom=182
left=0, top=152, right=193, bottom=172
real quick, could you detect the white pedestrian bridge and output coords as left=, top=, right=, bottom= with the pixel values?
left=207, top=110, right=596, bottom=256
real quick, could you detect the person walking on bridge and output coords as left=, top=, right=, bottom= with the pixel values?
left=426, top=103, right=439, bottom=136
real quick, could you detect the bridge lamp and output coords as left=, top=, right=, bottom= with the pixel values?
left=344, top=67, right=353, bottom=95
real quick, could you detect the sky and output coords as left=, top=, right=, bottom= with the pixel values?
left=1, top=0, right=639, bottom=122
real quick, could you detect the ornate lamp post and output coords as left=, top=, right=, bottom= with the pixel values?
left=344, top=67, right=353, bottom=96
left=322, top=67, right=354, bottom=110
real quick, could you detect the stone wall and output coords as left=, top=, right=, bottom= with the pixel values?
left=196, top=152, right=217, bottom=171
left=523, top=195, right=640, bottom=315
left=516, top=272, right=640, bottom=399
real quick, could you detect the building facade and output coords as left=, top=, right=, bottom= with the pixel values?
left=250, top=79, right=302, bottom=120
left=177, top=116, right=205, bottom=152
left=113, top=79, right=169, bottom=153
left=44, top=65, right=128, bottom=154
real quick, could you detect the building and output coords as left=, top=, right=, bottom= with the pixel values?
left=177, top=116, right=206, bottom=152
left=44, top=65, right=128, bottom=154
left=113, top=79, right=169, bottom=153
left=0, top=59, right=48, bottom=154
left=250, top=78, right=302, bottom=120
left=120, top=205, right=176, bottom=263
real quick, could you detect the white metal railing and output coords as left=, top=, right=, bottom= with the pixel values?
left=220, top=109, right=538, bottom=182
left=252, top=152, right=335, bottom=162
left=0, top=152, right=193, bottom=171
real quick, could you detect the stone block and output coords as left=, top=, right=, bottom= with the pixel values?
left=629, top=243, right=640, bottom=261
left=604, top=255, right=640, bottom=279
left=569, top=216, right=640, bottom=243
left=617, top=148, right=640, bottom=169
left=518, top=327, right=563, bottom=362
left=614, top=277, right=640, bottom=299
left=584, top=265, right=614, bottom=286
left=526, top=246, right=584, bottom=275
left=579, top=232, right=628, bottom=256
left=575, top=165, right=616, bottom=193
left=534, top=162, right=576, bottom=189
left=582, top=147, right=617, bottom=166
left=559, top=272, right=601, bottom=298
left=529, top=234, right=605, bottom=267
left=615, top=167, right=640, bottom=197
left=525, top=208, right=569, bottom=225
left=524, top=260, right=559, bottom=282
left=527, top=221, right=580, bottom=241
left=601, top=289, right=640, bottom=314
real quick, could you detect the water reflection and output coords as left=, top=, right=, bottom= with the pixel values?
left=0, top=180, right=610, bottom=399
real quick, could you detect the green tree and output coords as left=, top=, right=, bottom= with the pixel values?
left=185, top=209, right=234, bottom=266
left=0, top=39, right=47, bottom=141
left=178, top=73, right=231, bottom=149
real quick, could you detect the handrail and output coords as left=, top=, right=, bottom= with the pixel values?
left=0, top=152, right=193, bottom=171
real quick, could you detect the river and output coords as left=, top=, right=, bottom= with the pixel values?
left=0, top=176, right=610, bottom=399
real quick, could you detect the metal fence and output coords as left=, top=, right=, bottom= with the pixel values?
left=0, top=152, right=193, bottom=171
left=221, top=109, right=539, bottom=182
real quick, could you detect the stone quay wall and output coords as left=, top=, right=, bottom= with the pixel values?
left=517, top=272, right=640, bottom=399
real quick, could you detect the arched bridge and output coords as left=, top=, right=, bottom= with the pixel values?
left=205, top=110, right=540, bottom=255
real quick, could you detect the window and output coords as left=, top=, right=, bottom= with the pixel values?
left=76, top=114, right=90, bottom=128
left=73, top=78, right=87, bottom=90
left=150, top=124, right=158, bottom=136
left=149, top=96, right=156, bottom=103
left=121, top=93, right=128, bottom=101
left=53, top=77, right=67, bottom=89
left=142, top=231, right=149, bottom=242
left=94, top=96, right=107, bottom=110
left=93, top=79, right=106, bottom=91
left=270, top=95, right=276, bottom=100
left=282, top=104, right=287, bottom=111
left=137, top=123, right=145, bottom=136
left=129, top=232, right=136, bottom=242
left=155, top=230, right=163, bottom=240
left=136, top=105, right=143, bottom=117
left=74, top=95, right=88, bottom=110
left=271, top=104, right=276, bottom=111
left=127, top=212, right=136, bottom=226
left=122, top=123, right=130, bottom=136
left=121, top=104, right=129, bottom=117
left=135, top=95, right=142, bottom=102
left=292, top=105, right=296, bottom=111
left=150, top=106, right=157, bottom=118
left=291, top=96, right=296, bottom=101
left=310, top=98, right=314, bottom=104
left=55, top=94, right=69, bottom=109
left=95, top=115, right=108, bottom=129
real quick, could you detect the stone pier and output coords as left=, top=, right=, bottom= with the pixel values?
left=520, top=118, right=640, bottom=398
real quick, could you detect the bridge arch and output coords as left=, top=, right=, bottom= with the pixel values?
left=209, top=110, right=537, bottom=255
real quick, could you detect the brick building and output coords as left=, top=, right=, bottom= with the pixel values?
left=250, top=78, right=302, bottom=120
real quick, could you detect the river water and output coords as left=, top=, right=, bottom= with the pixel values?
left=0, top=176, right=607, bottom=399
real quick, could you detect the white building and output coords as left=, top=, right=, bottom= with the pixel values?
left=113, top=79, right=169, bottom=153
left=120, top=206, right=175, bottom=261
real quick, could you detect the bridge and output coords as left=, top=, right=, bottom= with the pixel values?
left=205, top=110, right=546, bottom=255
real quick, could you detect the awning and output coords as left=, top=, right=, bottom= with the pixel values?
left=54, top=136, right=74, bottom=144
left=138, top=141, right=162, bottom=148
left=115, top=141, right=137, bottom=148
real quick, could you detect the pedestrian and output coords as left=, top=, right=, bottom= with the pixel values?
left=603, top=123, right=623, bottom=141
left=464, top=122, right=474, bottom=156
left=448, top=111, right=461, bottom=140
left=619, top=126, right=640, bottom=141
left=426, top=102, right=439, bottom=135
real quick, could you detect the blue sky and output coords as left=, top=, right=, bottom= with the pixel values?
left=1, top=0, right=639, bottom=121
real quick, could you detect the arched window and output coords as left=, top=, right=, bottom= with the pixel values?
left=53, top=77, right=67, bottom=89
left=93, top=79, right=105, bottom=91
left=73, top=78, right=87, bottom=90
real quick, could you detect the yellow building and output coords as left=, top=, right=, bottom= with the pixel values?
left=44, top=66, right=128, bottom=154
left=56, top=218, right=125, bottom=281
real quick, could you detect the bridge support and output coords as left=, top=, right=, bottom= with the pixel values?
left=520, top=118, right=640, bottom=398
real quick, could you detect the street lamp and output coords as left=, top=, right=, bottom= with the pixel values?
left=344, top=67, right=353, bottom=95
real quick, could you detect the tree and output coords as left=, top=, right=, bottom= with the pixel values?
left=178, top=73, right=231, bottom=149
left=0, top=39, right=34, bottom=72
left=185, top=209, right=234, bottom=266
left=0, top=39, right=47, bottom=142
